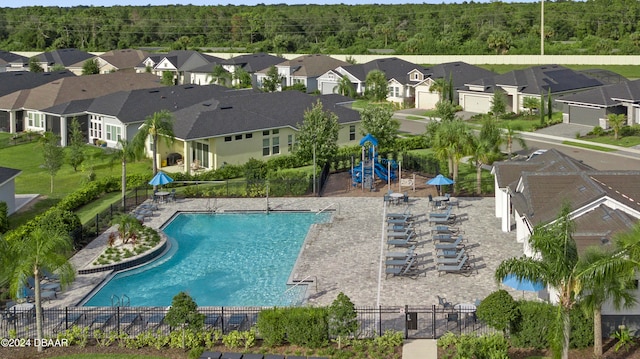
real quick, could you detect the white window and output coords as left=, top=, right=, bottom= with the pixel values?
left=388, top=86, right=401, bottom=97
left=272, top=136, right=280, bottom=155
left=349, top=125, right=356, bottom=141
left=105, top=124, right=121, bottom=141
left=27, top=111, right=44, bottom=129
left=411, top=72, right=422, bottom=81
left=262, top=138, right=270, bottom=156
left=288, top=134, right=294, bottom=151
left=89, top=115, right=102, bottom=139
left=193, top=142, right=209, bottom=168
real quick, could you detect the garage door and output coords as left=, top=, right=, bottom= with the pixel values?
left=320, top=82, right=338, bottom=95
left=462, top=94, right=491, bottom=113
left=568, top=106, right=600, bottom=126
left=416, top=90, right=439, bottom=109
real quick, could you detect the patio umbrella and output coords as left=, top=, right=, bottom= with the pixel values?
left=502, top=274, right=545, bottom=297
left=148, top=171, right=174, bottom=186
left=427, top=174, right=454, bottom=195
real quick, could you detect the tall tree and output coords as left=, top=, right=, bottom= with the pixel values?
left=40, top=131, right=65, bottom=193
left=81, top=58, right=100, bottom=75
left=261, top=65, right=282, bottom=93
left=575, top=247, right=637, bottom=358
left=490, top=90, right=507, bottom=120
left=335, top=75, right=355, bottom=98
left=429, top=78, right=448, bottom=102
left=7, top=227, right=75, bottom=353
left=522, top=97, right=540, bottom=115
left=110, top=139, right=140, bottom=209
left=364, top=69, right=388, bottom=102
left=295, top=100, right=340, bottom=166
left=431, top=118, right=474, bottom=185
left=607, top=113, right=626, bottom=140
left=133, top=110, right=175, bottom=177
left=496, top=204, right=579, bottom=359
left=209, top=64, right=231, bottom=87
left=233, top=67, right=252, bottom=88
left=502, top=123, right=527, bottom=160
left=67, top=117, right=85, bottom=172
left=359, top=103, right=400, bottom=149
left=547, top=88, right=553, bottom=121
left=161, top=71, right=175, bottom=86
left=29, top=57, right=44, bottom=73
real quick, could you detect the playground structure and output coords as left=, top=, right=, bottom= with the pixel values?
left=351, top=134, right=398, bottom=190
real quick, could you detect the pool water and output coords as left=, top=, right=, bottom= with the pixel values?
left=83, top=212, right=330, bottom=307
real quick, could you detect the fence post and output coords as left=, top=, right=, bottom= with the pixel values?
left=432, top=304, right=436, bottom=339
left=378, top=305, right=382, bottom=337
left=116, top=307, right=121, bottom=336
left=221, top=307, right=225, bottom=334
left=95, top=214, right=99, bottom=237
left=404, top=305, right=409, bottom=339
left=65, top=307, right=69, bottom=331
left=226, top=179, right=229, bottom=197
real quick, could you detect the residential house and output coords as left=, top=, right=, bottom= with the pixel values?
left=492, top=148, right=640, bottom=333
left=95, top=49, right=150, bottom=73
left=34, top=48, right=95, bottom=74
left=189, top=52, right=286, bottom=87
left=0, top=51, right=29, bottom=72
left=135, top=50, right=224, bottom=85
left=0, top=72, right=160, bottom=146
left=0, top=70, right=76, bottom=133
left=160, top=90, right=361, bottom=172
left=254, top=54, right=348, bottom=93
left=0, top=166, right=21, bottom=215
left=556, top=79, right=640, bottom=127
left=317, top=57, right=428, bottom=105
left=413, top=62, right=497, bottom=109
left=459, top=65, right=603, bottom=114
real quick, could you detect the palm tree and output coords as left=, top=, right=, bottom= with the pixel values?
left=7, top=228, right=75, bottom=352
left=111, top=213, right=144, bottom=244
left=607, top=113, right=626, bottom=140
left=133, top=110, right=175, bottom=177
left=111, top=139, right=140, bottom=209
left=470, top=137, right=493, bottom=195
left=210, top=64, right=231, bottom=87
left=495, top=203, right=578, bottom=359
left=502, top=123, right=527, bottom=160
left=429, top=78, right=447, bottom=102
left=431, top=118, right=474, bottom=187
left=335, top=75, right=355, bottom=98
left=575, top=247, right=637, bottom=357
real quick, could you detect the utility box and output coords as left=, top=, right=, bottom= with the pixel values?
left=406, top=312, right=417, bottom=330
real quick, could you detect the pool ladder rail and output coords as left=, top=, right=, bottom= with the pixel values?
left=280, top=275, right=316, bottom=306
left=111, top=294, right=131, bottom=307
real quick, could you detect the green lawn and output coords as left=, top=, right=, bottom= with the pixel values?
left=562, top=141, right=617, bottom=152
left=580, top=135, right=640, bottom=148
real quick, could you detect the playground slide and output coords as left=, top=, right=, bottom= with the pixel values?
left=374, top=162, right=397, bottom=181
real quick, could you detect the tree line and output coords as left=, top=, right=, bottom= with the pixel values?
left=1, top=1, right=639, bottom=55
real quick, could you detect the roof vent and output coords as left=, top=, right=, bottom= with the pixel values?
left=220, top=106, right=233, bottom=110
left=600, top=237, right=610, bottom=245
left=148, top=90, right=160, bottom=93
left=578, top=186, right=586, bottom=192
left=202, top=103, right=211, bottom=107
left=184, top=86, right=194, bottom=89
left=602, top=214, right=611, bottom=221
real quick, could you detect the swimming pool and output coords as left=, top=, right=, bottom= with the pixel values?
left=83, top=211, right=331, bottom=307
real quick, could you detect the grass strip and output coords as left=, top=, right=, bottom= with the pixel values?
left=561, top=141, right=617, bottom=152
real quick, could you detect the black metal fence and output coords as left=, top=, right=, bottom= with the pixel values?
left=0, top=305, right=494, bottom=340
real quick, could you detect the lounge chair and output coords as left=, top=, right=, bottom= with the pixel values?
left=385, top=256, right=418, bottom=278
left=145, top=313, right=165, bottom=331
left=389, top=223, right=413, bottom=232
left=436, top=248, right=462, bottom=257
left=434, top=236, right=464, bottom=250
left=205, top=313, right=221, bottom=329
left=387, top=228, right=415, bottom=238
left=53, top=312, right=85, bottom=333
left=429, top=207, right=452, bottom=219
left=199, top=352, right=222, bottom=359
left=429, top=212, right=457, bottom=225
left=431, top=225, right=460, bottom=234
left=120, top=313, right=142, bottom=333
left=386, top=245, right=416, bottom=259
left=226, top=313, right=247, bottom=331
left=385, top=253, right=416, bottom=267
left=437, top=255, right=474, bottom=276
left=433, top=234, right=463, bottom=243
left=437, top=295, right=453, bottom=309
left=436, top=248, right=466, bottom=265
left=387, top=232, right=418, bottom=247
left=387, top=218, right=409, bottom=225
left=89, top=313, right=114, bottom=330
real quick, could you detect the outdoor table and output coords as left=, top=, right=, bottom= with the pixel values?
left=433, top=196, right=448, bottom=202
left=390, top=192, right=404, bottom=205
left=454, top=303, right=477, bottom=322
left=9, top=303, right=34, bottom=313
left=156, top=191, right=170, bottom=203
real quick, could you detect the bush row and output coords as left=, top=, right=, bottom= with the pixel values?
left=257, top=307, right=329, bottom=348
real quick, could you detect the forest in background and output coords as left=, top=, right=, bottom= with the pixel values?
left=1, top=1, right=639, bottom=55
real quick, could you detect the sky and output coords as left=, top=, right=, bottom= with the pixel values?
left=5, top=0, right=543, bottom=8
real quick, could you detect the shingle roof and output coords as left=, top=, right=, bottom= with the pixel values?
left=573, top=205, right=636, bottom=254
left=36, top=48, right=94, bottom=67
left=260, top=54, right=348, bottom=77
left=172, top=91, right=360, bottom=140
left=0, top=71, right=76, bottom=98
left=160, top=50, right=224, bottom=71
left=0, top=51, right=28, bottom=65
left=84, top=84, right=233, bottom=124
left=424, top=62, right=497, bottom=89
left=0, top=166, right=21, bottom=186
left=0, top=72, right=161, bottom=111
left=340, top=57, right=427, bottom=84
left=98, top=49, right=150, bottom=69
left=220, top=53, right=286, bottom=73
left=556, top=79, right=640, bottom=107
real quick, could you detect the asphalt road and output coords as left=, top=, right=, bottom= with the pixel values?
left=395, top=116, right=640, bottom=171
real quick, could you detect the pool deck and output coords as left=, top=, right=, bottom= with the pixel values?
left=49, top=195, right=534, bottom=309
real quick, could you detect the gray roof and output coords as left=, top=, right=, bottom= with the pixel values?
left=467, top=65, right=603, bottom=94
left=83, top=84, right=234, bottom=124
left=424, top=62, right=497, bottom=89
left=36, top=48, right=94, bottom=67
left=0, top=71, right=76, bottom=98
left=220, top=53, right=286, bottom=73
left=0, top=166, right=21, bottom=186
left=159, top=50, right=224, bottom=71
left=340, top=57, right=428, bottom=84
left=259, top=54, right=348, bottom=77
left=556, top=79, right=640, bottom=107
left=0, top=51, right=28, bottom=65
left=172, top=91, right=361, bottom=140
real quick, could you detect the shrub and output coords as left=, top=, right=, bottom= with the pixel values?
left=590, top=126, right=605, bottom=136
left=0, top=201, right=8, bottom=233
left=509, top=300, right=555, bottom=349
left=328, top=292, right=358, bottom=348
left=284, top=307, right=329, bottom=348
left=257, top=307, right=287, bottom=347
left=570, top=303, right=593, bottom=349
left=476, top=289, right=518, bottom=332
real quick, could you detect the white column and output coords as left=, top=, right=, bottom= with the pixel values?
left=9, top=111, right=16, bottom=133
left=501, top=194, right=511, bottom=232
left=184, top=141, right=192, bottom=174
left=60, top=116, right=68, bottom=146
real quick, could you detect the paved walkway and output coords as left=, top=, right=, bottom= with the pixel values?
left=51, top=195, right=532, bottom=310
